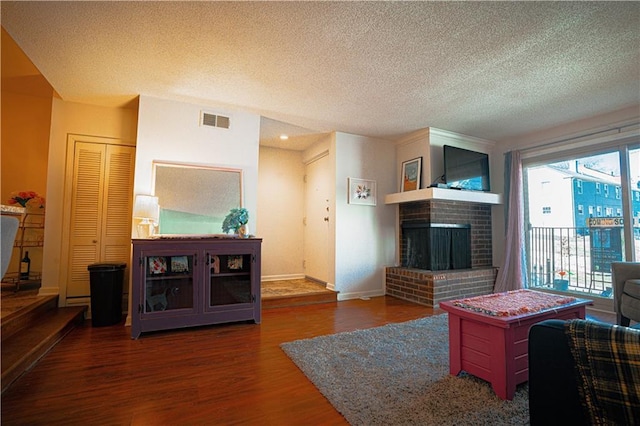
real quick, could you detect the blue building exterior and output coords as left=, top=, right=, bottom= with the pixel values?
left=572, top=176, right=640, bottom=236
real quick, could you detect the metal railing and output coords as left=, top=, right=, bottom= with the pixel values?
left=527, top=226, right=623, bottom=298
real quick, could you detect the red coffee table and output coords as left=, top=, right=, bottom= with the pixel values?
left=439, top=290, right=592, bottom=400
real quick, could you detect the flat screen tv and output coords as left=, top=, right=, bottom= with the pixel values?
left=443, top=145, right=490, bottom=192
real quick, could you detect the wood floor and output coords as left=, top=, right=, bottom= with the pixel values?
left=1, top=295, right=440, bottom=425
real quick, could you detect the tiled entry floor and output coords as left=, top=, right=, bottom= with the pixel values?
left=261, top=278, right=337, bottom=309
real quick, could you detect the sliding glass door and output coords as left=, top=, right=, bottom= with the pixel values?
left=524, top=145, right=639, bottom=301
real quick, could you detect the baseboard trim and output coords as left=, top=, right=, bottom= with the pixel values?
left=337, top=289, right=385, bottom=301
left=37, top=286, right=60, bottom=297
left=262, top=274, right=306, bottom=282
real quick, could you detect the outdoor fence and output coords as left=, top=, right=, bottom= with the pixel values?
left=527, top=226, right=628, bottom=298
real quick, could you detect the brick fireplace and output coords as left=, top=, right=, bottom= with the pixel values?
left=386, top=199, right=497, bottom=307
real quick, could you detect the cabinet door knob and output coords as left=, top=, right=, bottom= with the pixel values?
left=92, top=240, right=98, bottom=243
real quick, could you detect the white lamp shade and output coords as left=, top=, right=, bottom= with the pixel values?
left=133, top=195, right=159, bottom=221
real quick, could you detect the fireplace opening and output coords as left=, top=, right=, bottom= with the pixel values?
left=402, top=222, right=471, bottom=271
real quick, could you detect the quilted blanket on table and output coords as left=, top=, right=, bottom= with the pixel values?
left=452, top=289, right=576, bottom=317
left=565, top=320, right=640, bottom=425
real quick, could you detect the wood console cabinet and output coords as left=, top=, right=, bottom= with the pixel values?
left=131, top=237, right=261, bottom=338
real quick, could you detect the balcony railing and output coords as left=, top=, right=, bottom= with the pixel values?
left=527, top=226, right=626, bottom=298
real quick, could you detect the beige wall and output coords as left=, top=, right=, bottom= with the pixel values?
left=1, top=27, right=52, bottom=204
left=1, top=28, right=54, bottom=278
left=257, top=146, right=305, bottom=278
left=42, top=99, right=138, bottom=301
left=1, top=91, right=51, bottom=203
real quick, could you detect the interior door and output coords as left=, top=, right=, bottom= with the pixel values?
left=65, top=138, right=135, bottom=299
left=303, top=153, right=331, bottom=283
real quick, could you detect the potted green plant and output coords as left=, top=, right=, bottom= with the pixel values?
left=222, top=208, right=250, bottom=237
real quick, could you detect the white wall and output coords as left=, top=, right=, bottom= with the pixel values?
left=334, top=132, right=396, bottom=300
left=257, top=146, right=305, bottom=278
left=396, top=129, right=431, bottom=191
left=134, top=95, right=260, bottom=222
left=395, top=128, right=495, bottom=190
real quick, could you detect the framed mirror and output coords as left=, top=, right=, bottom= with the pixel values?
left=153, top=161, right=242, bottom=235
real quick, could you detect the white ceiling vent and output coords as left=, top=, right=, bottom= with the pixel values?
left=200, top=111, right=230, bottom=129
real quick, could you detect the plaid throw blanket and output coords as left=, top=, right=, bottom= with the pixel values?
left=565, top=320, right=640, bottom=425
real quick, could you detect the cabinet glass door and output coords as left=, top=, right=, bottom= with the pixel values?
left=207, top=253, right=252, bottom=307
left=144, top=253, right=195, bottom=313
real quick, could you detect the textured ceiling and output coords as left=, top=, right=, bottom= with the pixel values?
left=2, top=1, right=639, bottom=150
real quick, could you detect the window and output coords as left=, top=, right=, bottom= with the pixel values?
left=524, top=145, right=639, bottom=304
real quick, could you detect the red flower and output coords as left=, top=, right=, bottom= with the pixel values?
left=8, top=191, right=45, bottom=208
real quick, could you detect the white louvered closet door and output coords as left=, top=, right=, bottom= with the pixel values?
left=66, top=141, right=135, bottom=299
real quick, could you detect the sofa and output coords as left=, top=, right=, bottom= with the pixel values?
left=611, top=261, right=640, bottom=326
left=528, top=319, right=640, bottom=426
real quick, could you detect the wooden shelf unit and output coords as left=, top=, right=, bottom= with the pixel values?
left=131, top=236, right=262, bottom=338
left=2, top=208, right=45, bottom=290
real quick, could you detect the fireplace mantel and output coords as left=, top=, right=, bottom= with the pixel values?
left=384, top=187, right=502, bottom=205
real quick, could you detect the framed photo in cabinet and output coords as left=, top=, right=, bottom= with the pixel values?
left=227, top=255, right=243, bottom=270
left=148, top=256, right=167, bottom=274
left=211, top=255, right=220, bottom=274
left=170, top=256, right=189, bottom=273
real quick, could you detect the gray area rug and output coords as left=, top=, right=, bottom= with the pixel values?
left=281, top=314, right=529, bottom=425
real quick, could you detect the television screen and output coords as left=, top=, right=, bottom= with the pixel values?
left=443, top=145, right=490, bottom=192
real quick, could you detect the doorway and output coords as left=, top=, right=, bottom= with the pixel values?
left=303, top=152, right=331, bottom=284
left=60, top=135, right=135, bottom=304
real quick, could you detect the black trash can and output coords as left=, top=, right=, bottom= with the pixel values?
left=88, top=262, right=126, bottom=327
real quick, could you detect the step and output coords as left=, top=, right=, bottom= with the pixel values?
left=262, top=290, right=338, bottom=309
left=1, top=295, right=58, bottom=343
left=1, top=306, right=86, bottom=394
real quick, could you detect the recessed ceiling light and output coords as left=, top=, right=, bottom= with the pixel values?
left=280, top=134, right=289, bottom=140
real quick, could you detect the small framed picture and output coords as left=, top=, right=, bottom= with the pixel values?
left=148, top=256, right=167, bottom=275
left=170, top=256, right=189, bottom=273
left=401, top=157, right=422, bottom=192
left=348, top=178, right=377, bottom=206
left=211, top=255, right=220, bottom=274
left=227, top=255, right=243, bottom=270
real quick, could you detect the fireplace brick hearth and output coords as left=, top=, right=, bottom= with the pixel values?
left=386, top=198, right=497, bottom=307
left=386, top=267, right=497, bottom=308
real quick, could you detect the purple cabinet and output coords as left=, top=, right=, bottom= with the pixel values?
left=131, top=237, right=261, bottom=338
